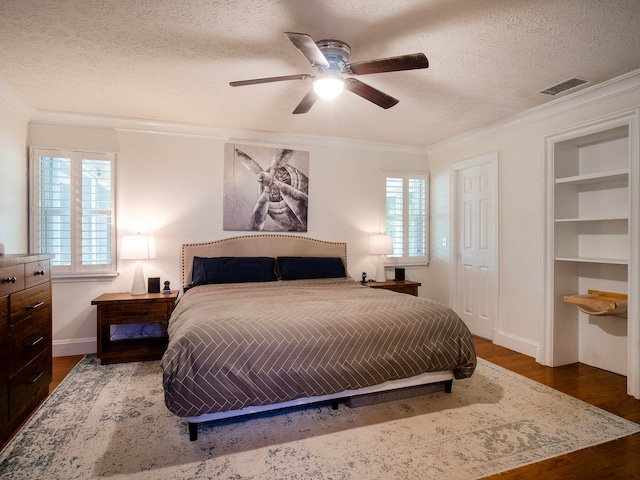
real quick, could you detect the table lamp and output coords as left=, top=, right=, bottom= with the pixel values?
left=120, top=234, right=156, bottom=295
left=369, top=234, right=393, bottom=282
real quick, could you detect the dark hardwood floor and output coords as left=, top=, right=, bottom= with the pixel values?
left=474, top=338, right=640, bottom=479
left=3, top=340, right=640, bottom=477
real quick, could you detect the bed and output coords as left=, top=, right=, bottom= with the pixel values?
left=161, top=235, right=476, bottom=441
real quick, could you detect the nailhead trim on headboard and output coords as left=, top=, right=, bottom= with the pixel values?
left=181, top=234, right=349, bottom=289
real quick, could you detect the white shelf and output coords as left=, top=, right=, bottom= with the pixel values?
left=556, top=217, right=628, bottom=223
left=555, top=256, right=628, bottom=265
left=555, top=169, right=628, bottom=186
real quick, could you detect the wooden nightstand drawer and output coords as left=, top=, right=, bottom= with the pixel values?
left=9, top=309, right=51, bottom=377
left=100, top=302, right=169, bottom=325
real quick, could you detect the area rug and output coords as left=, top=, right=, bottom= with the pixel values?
left=1, top=357, right=638, bottom=479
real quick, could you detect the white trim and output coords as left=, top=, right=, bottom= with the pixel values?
left=52, top=337, right=96, bottom=357
left=628, top=109, right=640, bottom=398
left=493, top=329, right=539, bottom=359
left=427, top=69, right=640, bottom=155
left=29, top=109, right=427, bottom=155
left=449, top=152, right=500, bottom=340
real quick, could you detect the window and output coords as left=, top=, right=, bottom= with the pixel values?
left=381, top=172, right=429, bottom=265
left=29, top=148, right=117, bottom=277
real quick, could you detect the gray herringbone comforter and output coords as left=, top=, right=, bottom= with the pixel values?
left=161, top=278, right=476, bottom=418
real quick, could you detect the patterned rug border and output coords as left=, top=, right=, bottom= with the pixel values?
left=473, top=358, right=640, bottom=478
left=1, top=355, right=639, bottom=479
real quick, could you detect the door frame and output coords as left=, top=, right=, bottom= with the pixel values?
left=449, top=152, right=500, bottom=340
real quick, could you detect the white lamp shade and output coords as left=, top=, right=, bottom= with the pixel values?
left=120, top=234, right=155, bottom=295
left=313, top=76, right=345, bottom=99
left=120, top=234, right=156, bottom=260
left=369, top=234, right=393, bottom=282
left=368, top=234, right=393, bottom=255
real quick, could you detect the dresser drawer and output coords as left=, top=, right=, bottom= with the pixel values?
left=0, top=264, right=25, bottom=296
left=9, top=349, right=51, bottom=419
left=10, top=283, right=51, bottom=326
left=24, top=260, right=51, bottom=289
left=100, top=301, right=170, bottom=325
left=9, top=308, right=51, bottom=377
left=0, top=295, right=8, bottom=341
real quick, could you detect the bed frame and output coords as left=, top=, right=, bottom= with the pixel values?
left=179, top=234, right=455, bottom=441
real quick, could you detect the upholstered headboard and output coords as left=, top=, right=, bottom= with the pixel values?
left=181, top=235, right=348, bottom=289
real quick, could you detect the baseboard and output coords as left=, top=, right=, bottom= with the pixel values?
left=493, top=329, right=539, bottom=359
left=52, top=337, right=96, bottom=357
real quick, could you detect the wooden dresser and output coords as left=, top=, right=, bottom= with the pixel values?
left=0, top=253, right=53, bottom=446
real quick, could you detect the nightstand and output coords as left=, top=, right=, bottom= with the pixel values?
left=366, top=280, right=421, bottom=297
left=91, top=291, right=179, bottom=364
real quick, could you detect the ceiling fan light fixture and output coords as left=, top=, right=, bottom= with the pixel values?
left=313, top=76, right=344, bottom=99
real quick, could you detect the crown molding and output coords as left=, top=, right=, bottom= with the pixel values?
left=426, top=68, right=640, bottom=155
left=0, top=78, right=36, bottom=120
left=29, top=110, right=426, bottom=156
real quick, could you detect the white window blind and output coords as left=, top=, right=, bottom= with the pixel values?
left=382, top=172, right=429, bottom=265
left=30, top=148, right=116, bottom=277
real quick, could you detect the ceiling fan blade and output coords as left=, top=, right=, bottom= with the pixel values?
left=292, top=89, right=319, bottom=114
left=344, top=78, right=399, bottom=109
left=284, top=32, right=330, bottom=68
left=230, top=74, right=310, bottom=87
left=348, top=53, right=429, bottom=75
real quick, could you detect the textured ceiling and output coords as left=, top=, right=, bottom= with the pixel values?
left=1, top=0, right=640, bottom=147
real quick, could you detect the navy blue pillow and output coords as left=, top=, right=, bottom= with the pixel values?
left=191, top=256, right=277, bottom=286
left=277, top=257, right=346, bottom=280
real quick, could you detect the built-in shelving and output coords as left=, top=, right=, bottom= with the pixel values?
left=542, top=109, right=639, bottom=399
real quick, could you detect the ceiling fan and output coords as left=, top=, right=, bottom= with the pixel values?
left=229, top=32, right=429, bottom=114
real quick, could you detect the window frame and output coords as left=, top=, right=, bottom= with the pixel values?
left=29, top=147, right=117, bottom=280
left=380, top=171, right=430, bottom=266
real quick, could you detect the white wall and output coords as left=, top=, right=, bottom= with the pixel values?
left=426, top=74, right=640, bottom=357
left=9, top=71, right=640, bottom=361
left=0, top=95, right=30, bottom=253
left=28, top=121, right=429, bottom=356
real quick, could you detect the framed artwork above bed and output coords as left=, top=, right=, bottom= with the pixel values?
left=223, top=143, right=309, bottom=232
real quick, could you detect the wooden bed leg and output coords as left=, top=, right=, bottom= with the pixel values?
left=330, top=399, right=339, bottom=410
left=188, top=422, right=198, bottom=441
left=444, top=379, right=453, bottom=393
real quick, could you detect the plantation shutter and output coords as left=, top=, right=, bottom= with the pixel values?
left=30, top=148, right=116, bottom=276
left=382, top=172, right=429, bottom=265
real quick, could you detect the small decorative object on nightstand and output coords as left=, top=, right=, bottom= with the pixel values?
left=367, top=279, right=421, bottom=297
left=91, top=290, right=178, bottom=364
left=163, top=280, right=171, bottom=294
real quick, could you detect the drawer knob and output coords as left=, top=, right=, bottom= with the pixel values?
left=27, top=301, right=45, bottom=310
left=4, top=276, right=16, bottom=284
left=35, top=270, right=45, bottom=276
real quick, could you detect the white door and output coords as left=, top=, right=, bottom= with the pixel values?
left=453, top=156, right=498, bottom=339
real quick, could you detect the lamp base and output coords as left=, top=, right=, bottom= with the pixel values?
left=375, top=255, right=387, bottom=282
left=131, top=261, right=147, bottom=295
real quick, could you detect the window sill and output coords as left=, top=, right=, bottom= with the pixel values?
left=52, top=272, right=119, bottom=283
